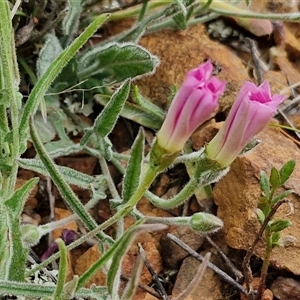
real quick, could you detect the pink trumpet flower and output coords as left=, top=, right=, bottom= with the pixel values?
left=156, top=60, right=226, bottom=155
left=206, top=81, right=285, bottom=167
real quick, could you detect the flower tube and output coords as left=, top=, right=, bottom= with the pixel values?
left=206, top=81, right=285, bottom=167
left=151, top=61, right=226, bottom=170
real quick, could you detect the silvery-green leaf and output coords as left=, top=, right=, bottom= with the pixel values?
left=37, top=34, right=63, bottom=79
left=29, top=118, right=105, bottom=241
left=78, top=42, right=159, bottom=82
left=19, top=14, right=110, bottom=141
left=81, top=79, right=131, bottom=145
left=17, top=158, right=106, bottom=198
left=122, top=128, right=144, bottom=203
left=259, top=170, right=270, bottom=199
left=33, top=113, right=57, bottom=143
left=95, top=93, right=164, bottom=130
left=5, top=178, right=39, bottom=281
left=62, top=0, right=82, bottom=37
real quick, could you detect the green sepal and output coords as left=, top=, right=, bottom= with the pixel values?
left=270, top=167, right=280, bottom=190
left=279, top=159, right=295, bottom=185
left=269, top=219, right=292, bottom=233
left=150, top=139, right=180, bottom=171
left=260, top=170, right=270, bottom=199
left=190, top=212, right=223, bottom=233
left=122, top=128, right=144, bottom=203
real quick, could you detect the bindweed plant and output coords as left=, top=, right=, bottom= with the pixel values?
left=0, top=0, right=298, bottom=299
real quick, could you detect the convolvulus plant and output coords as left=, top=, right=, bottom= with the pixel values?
left=0, top=0, right=297, bottom=299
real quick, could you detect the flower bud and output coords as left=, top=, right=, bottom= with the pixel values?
left=151, top=61, right=226, bottom=169
left=206, top=81, right=285, bottom=167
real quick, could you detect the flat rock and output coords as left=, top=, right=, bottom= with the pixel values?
left=138, top=23, right=249, bottom=112
left=172, top=255, right=223, bottom=300
left=213, top=125, right=300, bottom=274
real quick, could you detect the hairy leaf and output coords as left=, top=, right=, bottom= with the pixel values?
left=122, top=128, right=144, bottom=202
left=78, top=42, right=159, bottom=82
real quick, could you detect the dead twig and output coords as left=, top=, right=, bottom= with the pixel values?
left=167, top=234, right=248, bottom=296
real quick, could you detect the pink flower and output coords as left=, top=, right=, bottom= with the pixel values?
left=206, top=81, right=285, bottom=167
left=156, top=61, right=226, bottom=154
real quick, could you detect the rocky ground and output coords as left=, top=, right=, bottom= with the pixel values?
left=19, top=1, right=300, bottom=299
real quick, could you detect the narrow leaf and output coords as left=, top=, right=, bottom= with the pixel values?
left=271, top=232, right=281, bottom=248
left=107, top=223, right=166, bottom=297
left=17, top=158, right=105, bottom=192
left=4, top=177, right=39, bottom=213
left=120, top=254, right=144, bottom=300
left=173, top=12, right=187, bottom=30
left=259, top=170, right=270, bottom=199
left=95, top=93, right=164, bottom=130
left=122, top=128, right=144, bottom=202
left=279, top=159, right=296, bottom=185
left=269, top=219, right=292, bottom=233
left=4, top=178, right=39, bottom=281
left=29, top=117, right=105, bottom=240
left=271, top=189, right=294, bottom=206
left=269, top=167, right=280, bottom=189
left=81, top=79, right=131, bottom=145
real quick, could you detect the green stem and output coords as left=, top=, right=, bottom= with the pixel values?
left=53, top=239, right=68, bottom=299
left=146, top=178, right=198, bottom=209
left=106, top=0, right=173, bottom=22
left=0, top=1, right=20, bottom=198
left=26, top=164, right=159, bottom=276
left=255, top=226, right=272, bottom=300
